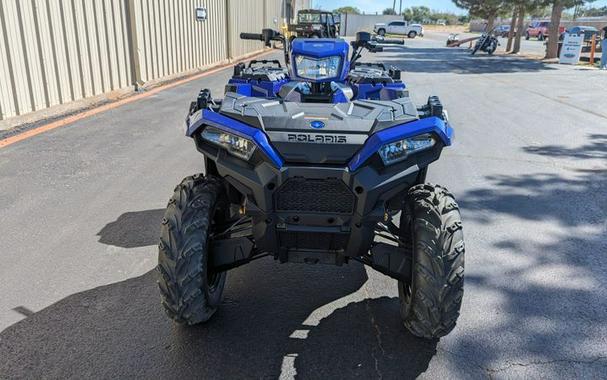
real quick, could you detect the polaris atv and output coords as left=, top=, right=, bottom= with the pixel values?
left=158, top=30, right=465, bottom=339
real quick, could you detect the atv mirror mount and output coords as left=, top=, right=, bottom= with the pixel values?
left=242, top=29, right=290, bottom=65
left=356, top=31, right=371, bottom=44
left=350, top=31, right=380, bottom=66
left=261, top=29, right=278, bottom=47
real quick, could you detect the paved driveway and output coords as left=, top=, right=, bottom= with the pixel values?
left=1, top=33, right=606, bottom=379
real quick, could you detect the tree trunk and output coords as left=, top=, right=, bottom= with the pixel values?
left=486, top=13, right=496, bottom=32
left=506, top=9, right=517, bottom=52
left=512, top=7, right=526, bottom=54
left=545, top=2, right=564, bottom=59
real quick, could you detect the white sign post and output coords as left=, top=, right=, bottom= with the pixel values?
left=559, top=33, right=584, bottom=65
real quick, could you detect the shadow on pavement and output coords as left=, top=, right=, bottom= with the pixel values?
left=378, top=46, right=555, bottom=74
left=97, top=209, right=165, bottom=248
left=523, top=134, right=607, bottom=160
left=1, top=228, right=436, bottom=378
left=452, top=134, right=607, bottom=374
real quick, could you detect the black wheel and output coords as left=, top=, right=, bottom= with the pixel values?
left=408, top=31, right=417, bottom=39
left=525, top=32, right=530, bottom=40
left=487, top=41, right=497, bottom=55
left=398, top=184, right=465, bottom=339
left=378, top=28, right=386, bottom=36
left=157, top=174, right=227, bottom=325
left=471, top=42, right=480, bottom=55
left=538, top=33, right=544, bottom=41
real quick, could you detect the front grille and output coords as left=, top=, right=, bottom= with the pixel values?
left=275, top=178, right=355, bottom=214
left=279, top=232, right=349, bottom=251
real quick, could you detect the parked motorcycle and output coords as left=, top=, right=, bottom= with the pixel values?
left=446, top=33, right=460, bottom=47
left=472, top=28, right=499, bottom=55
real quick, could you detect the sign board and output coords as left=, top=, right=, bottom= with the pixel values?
left=196, top=7, right=207, bottom=21
left=559, top=33, right=583, bottom=65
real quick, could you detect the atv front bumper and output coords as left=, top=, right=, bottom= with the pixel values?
left=195, top=134, right=445, bottom=264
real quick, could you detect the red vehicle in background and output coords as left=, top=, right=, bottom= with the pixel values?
left=525, top=21, right=565, bottom=41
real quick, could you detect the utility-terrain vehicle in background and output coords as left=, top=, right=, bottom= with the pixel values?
left=288, top=9, right=339, bottom=39
left=157, top=30, right=465, bottom=339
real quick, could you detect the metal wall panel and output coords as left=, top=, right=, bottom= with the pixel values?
left=0, top=0, right=289, bottom=121
left=0, top=0, right=132, bottom=120
left=264, top=0, right=281, bottom=29
left=227, top=0, right=264, bottom=60
left=134, top=0, right=229, bottom=82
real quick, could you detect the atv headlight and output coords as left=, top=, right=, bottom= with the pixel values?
left=378, top=134, right=435, bottom=166
left=294, top=55, right=341, bottom=80
left=201, top=126, right=256, bottom=161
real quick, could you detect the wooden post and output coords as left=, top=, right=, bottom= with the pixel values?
left=590, top=34, right=596, bottom=64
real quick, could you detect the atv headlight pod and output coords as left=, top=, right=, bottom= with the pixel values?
left=378, top=134, right=436, bottom=166
left=294, top=55, right=341, bottom=80
left=201, top=126, right=256, bottom=161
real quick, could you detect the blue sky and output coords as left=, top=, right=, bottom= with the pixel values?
left=313, top=0, right=607, bottom=15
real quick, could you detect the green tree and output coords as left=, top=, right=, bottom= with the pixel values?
left=580, top=5, right=607, bottom=16
left=333, top=6, right=361, bottom=14
left=383, top=7, right=397, bottom=15
left=458, top=14, right=471, bottom=23
left=544, top=0, right=594, bottom=59
left=402, top=7, right=461, bottom=24
left=403, top=6, right=432, bottom=22
left=505, top=0, right=545, bottom=54
left=453, top=0, right=508, bottom=30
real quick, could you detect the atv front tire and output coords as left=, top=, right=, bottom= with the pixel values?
left=398, top=184, right=465, bottom=339
left=157, top=174, right=227, bottom=325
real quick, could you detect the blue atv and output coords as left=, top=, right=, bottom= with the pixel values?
left=158, top=30, right=465, bottom=339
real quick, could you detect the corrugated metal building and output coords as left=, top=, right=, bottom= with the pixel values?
left=0, top=0, right=310, bottom=121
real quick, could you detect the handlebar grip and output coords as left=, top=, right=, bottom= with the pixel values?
left=240, top=33, right=263, bottom=41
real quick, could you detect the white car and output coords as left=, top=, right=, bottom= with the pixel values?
left=374, top=21, right=424, bottom=38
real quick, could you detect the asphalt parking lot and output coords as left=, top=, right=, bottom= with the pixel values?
left=1, top=32, right=606, bottom=379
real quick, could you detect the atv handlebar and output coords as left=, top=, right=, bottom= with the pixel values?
left=240, top=29, right=283, bottom=47
left=240, top=29, right=289, bottom=64
left=240, top=32, right=264, bottom=41
left=372, top=35, right=405, bottom=46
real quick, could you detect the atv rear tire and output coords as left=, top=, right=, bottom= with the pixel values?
left=157, top=174, right=227, bottom=325
left=398, top=184, right=465, bottom=339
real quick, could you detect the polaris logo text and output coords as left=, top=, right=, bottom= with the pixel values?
left=266, top=132, right=368, bottom=145
left=287, top=134, right=347, bottom=144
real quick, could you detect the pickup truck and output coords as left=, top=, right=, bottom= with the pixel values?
left=525, top=21, right=565, bottom=41
left=374, top=21, right=424, bottom=38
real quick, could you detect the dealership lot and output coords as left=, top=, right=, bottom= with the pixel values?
left=0, top=33, right=606, bottom=378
